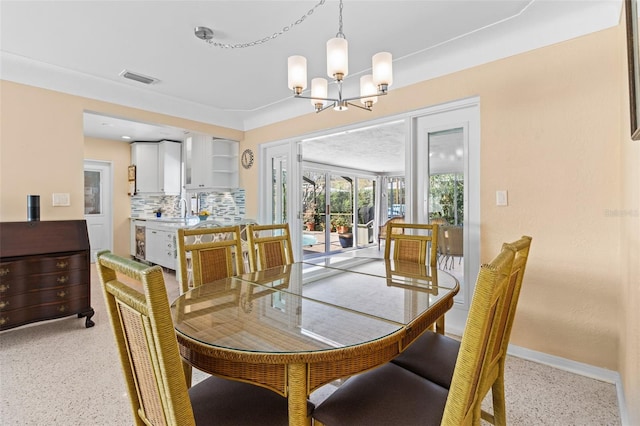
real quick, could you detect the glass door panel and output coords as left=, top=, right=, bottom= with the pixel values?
left=330, top=175, right=354, bottom=251
left=356, top=177, right=375, bottom=247
left=272, top=155, right=288, bottom=224
left=302, top=171, right=326, bottom=255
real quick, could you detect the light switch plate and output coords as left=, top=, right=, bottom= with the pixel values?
left=496, top=190, right=508, bottom=206
left=52, top=193, right=70, bottom=206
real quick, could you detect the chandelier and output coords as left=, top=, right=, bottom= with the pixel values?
left=287, top=0, right=393, bottom=113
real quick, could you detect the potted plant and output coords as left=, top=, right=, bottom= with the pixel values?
left=198, top=209, right=210, bottom=221
left=304, top=203, right=316, bottom=231
left=334, top=215, right=351, bottom=234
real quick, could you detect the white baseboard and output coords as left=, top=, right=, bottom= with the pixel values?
left=507, top=343, right=629, bottom=425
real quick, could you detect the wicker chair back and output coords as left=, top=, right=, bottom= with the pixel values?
left=246, top=223, right=294, bottom=272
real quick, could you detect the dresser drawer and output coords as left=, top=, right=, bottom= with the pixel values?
left=0, top=296, right=90, bottom=330
left=0, top=269, right=88, bottom=296
left=0, top=259, right=30, bottom=280
left=0, top=284, right=87, bottom=311
left=28, top=253, right=87, bottom=273
left=0, top=253, right=85, bottom=281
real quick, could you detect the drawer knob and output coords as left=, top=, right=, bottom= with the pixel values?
left=56, top=261, right=69, bottom=269
left=0, top=284, right=9, bottom=293
left=57, top=276, right=69, bottom=284
left=0, top=268, right=9, bottom=276
left=0, top=301, right=8, bottom=309
left=57, top=290, right=67, bottom=298
left=57, top=305, right=67, bottom=313
left=0, top=317, right=7, bottom=326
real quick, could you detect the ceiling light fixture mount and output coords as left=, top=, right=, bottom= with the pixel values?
left=287, top=0, right=392, bottom=113
left=194, top=26, right=214, bottom=41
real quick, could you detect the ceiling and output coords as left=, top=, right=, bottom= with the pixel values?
left=1, top=1, right=621, bottom=172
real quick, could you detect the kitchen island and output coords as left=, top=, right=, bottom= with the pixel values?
left=130, top=217, right=256, bottom=271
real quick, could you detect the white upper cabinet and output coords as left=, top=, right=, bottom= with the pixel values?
left=158, top=141, right=181, bottom=194
left=131, top=141, right=181, bottom=195
left=184, top=133, right=238, bottom=190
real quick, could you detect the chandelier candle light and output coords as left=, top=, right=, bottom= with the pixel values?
left=287, top=0, right=393, bottom=113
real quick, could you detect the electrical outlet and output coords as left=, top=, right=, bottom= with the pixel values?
left=52, top=193, right=70, bottom=206
left=496, top=190, right=508, bottom=206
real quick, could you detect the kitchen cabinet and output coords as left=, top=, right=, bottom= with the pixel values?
left=131, top=141, right=181, bottom=194
left=184, top=133, right=238, bottom=190
left=145, top=222, right=177, bottom=270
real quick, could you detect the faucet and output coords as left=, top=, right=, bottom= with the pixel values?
left=178, top=198, right=189, bottom=218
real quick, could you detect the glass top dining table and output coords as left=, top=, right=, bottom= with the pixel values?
left=171, top=256, right=459, bottom=426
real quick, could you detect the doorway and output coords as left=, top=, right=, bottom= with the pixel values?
left=84, top=160, right=113, bottom=262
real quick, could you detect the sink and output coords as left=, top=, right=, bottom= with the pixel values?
left=146, top=216, right=200, bottom=228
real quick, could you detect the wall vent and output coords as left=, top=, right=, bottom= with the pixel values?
left=119, top=70, right=159, bottom=85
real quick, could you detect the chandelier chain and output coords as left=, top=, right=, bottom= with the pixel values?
left=204, top=0, right=326, bottom=49
left=336, top=0, right=345, bottom=38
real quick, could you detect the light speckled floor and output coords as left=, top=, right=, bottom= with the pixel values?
left=0, top=267, right=620, bottom=425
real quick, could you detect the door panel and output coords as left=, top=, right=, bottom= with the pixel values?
left=416, top=102, right=480, bottom=332
left=84, top=160, right=113, bottom=262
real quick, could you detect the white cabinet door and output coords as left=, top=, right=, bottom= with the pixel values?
left=184, top=133, right=213, bottom=189
left=131, top=142, right=159, bottom=193
left=184, top=134, right=238, bottom=190
left=145, top=227, right=176, bottom=269
left=158, top=141, right=181, bottom=195
left=132, top=141, right=181, bottom=194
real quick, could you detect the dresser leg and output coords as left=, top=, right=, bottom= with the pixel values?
left=78, top=308, right=95, bottom=328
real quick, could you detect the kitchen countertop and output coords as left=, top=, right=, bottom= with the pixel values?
left=131, top=217, right=257, bottom=229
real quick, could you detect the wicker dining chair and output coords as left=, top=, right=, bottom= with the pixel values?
left=96, top=251, right=310, bottom=426
left=384, top=222, right=439, bottom=267
left=246, top=223, right=294, bottom=272
left=377, top=216, right=404, bottom=250
left=441, top=225, right=464, bottom=270
left=390, top=235, right=532, bottom=426
left=312, top=243, right=516, bottom=426
left=176, top=225, right=245, bottom=294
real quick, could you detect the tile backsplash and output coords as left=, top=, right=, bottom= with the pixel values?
left=130, top=189, right=245, bottom=222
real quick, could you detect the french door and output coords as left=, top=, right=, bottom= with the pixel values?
left=415, top=100, right=480, bottom=332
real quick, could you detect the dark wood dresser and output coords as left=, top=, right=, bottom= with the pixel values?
left=0, top=220, right=95, bottom=330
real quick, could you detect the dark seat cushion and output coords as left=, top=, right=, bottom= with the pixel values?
left=190, top=375, right=314, bottom=425
left=390, top=330, right=460, bottom=389
left=313, top=363, right=448, bottom=426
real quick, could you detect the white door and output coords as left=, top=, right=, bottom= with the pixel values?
left=259, top=141, right=301, bottom=257
left=415, top=99, right=480, bottom=334
left=84, top=160, right=113, bottom=262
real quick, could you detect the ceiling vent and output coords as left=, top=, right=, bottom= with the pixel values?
left=119, top=70, right=159, bottom=85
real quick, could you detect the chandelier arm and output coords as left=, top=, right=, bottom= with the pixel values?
left=346, top=102, right=373, bottom=112
left=315, top=103, right=337, bottom=113
left=342, top=91, right=388, bottom=103
left=293, top=94, right=338, bottom=102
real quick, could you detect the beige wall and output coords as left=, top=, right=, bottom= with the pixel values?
left=1, top=21, right=638, bottom=422
left=241, top=25, right=638, bottom=419
left=620, top=3, right=640, bottom=419
left=0, top=81, right=241, bottom=246
left=244, top=27, right=622, bottom=365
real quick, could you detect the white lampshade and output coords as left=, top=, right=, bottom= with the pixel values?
left=326, top=37, right=348, bottom=80
left=372, top=52, right=393, bottom=88
left=287, top=55, right=307, bottom=91
left=359, top=75, right=378, bottom=105
left=311, top=78, right=328, bottom=107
